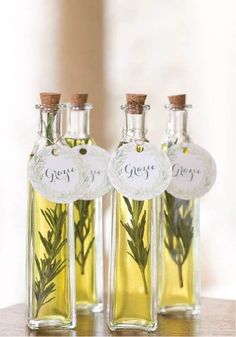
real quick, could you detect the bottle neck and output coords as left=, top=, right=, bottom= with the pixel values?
left=166, top=108, right=190, bottom=143
left=38, top=106, right=61, bottom=143
left=66, top=106, right=91, bottom=139
left=122, top=107, right=148, bottom=142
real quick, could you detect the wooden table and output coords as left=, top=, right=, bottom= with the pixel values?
left=0, top=298, right=235, bottom=336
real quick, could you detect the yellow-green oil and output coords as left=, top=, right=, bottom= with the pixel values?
left=159, top=141, right=197, bottom=310
left=30, top=187, right=72, bottom=321
left=66, top=137, right=97, bottom=308
left=112, top=193, right=153, bottom=325
left=159, top=204, right=195, bottom=307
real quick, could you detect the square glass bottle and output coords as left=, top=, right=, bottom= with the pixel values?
left=65, top=94, right=103, bottom=313
left=108, top=94, right=157, bottom=332
left=158, top=94, right=200, bottom=316
left=27, top=93, right=76, bottom=329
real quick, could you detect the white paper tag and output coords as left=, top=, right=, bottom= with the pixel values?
left=166, top=142, right=217, bottom=200
left=28, top=144, right=84, bottom=203
left=73, top=144, right=111, bottom=200
left=108, top=142, right=172, bottom=200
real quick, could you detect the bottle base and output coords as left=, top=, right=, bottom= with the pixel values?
left=28, top=318, right=76, bottom=330
left=108, top=320, right=157, bottom=332
left=76, top=302, right=103, bottom=314
left=159, top=304, right=200, bottom=317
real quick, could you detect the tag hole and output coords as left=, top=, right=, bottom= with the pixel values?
left=80, top=148, right=87, bottom=155
left=182, top=147, right=190, bottom=155
left=51, top=148, right=58, bottom=156
left=136, top=144, right=144, bottom=153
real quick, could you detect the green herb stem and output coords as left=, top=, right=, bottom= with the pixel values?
left=46, top=113, right=54, bottom=146
left=178, top=264, right=184, bottom=288
left=141, top=268, right=148, bottom=295
left=74, top=200, right=95, bottom=275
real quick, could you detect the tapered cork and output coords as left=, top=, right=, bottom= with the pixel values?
left=71, top=93, right=88, bottom=107
left=168, top=94, right=186, bottom=109
left=126, top=93, right=147, bottom=114
left=40, top=92, right=61, bottom=106
left=126, top=93, right=147, bottom=105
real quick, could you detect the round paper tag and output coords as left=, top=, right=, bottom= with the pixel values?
left=73, top=144, right=111, bottom=200
left=108, top=142, right=172, bottom=200
left=166, top=143, right=217, bottom=200
left=28, top=144, right=84, bottom=203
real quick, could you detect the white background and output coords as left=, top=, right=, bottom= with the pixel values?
left=0, top=0, right=235, bottom=308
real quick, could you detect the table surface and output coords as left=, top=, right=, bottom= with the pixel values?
left=0, top=298, right=235, bottom=336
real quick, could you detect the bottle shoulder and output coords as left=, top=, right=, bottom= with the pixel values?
left=29, top=136, right=67, bottom=157
left=118, top=138, right=149, bottom=148
left=161, top=134, right=192, bottom=150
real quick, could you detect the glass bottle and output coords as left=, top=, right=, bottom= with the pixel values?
left=108, top=94, right=157, bottom=332
left=27, top=93, right=76, bottom=329
left=158, top=94, right=200, bottom=315
left=65, top=93, right=103, bottom=313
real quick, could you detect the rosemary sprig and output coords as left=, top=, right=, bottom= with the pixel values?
left=34, top=204, right=67, bottom=318
left=163, top=192, right=194, bottom=288
left=121, top=196, right=150, bottom=295
left=46, top=113, right=54, bottom=146
left=74, top=200, right=95, bottom=275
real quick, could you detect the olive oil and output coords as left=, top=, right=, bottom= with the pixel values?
left=159, top=192, right=199, bottom=312
left=29, top=189, right=74, bottom=323
left=66, top=138, right=100, bottom=310
left=111, top=193, right=154, bottom=325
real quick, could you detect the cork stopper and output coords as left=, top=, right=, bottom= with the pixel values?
left=168, top=94, right=186, bottom=109
left=126, top=93, right=147, bottom=114
left=70, top=93, right=88, bottom=107
left=40, top=92, right=61, bottom=106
